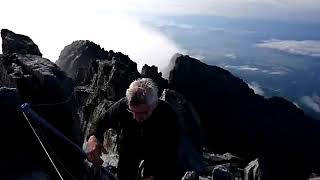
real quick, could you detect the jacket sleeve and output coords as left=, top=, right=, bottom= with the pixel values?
left=87, top=98, right=124, bottom=142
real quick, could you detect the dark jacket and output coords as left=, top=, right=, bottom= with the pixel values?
left=89, top=97, right=180, bottom=180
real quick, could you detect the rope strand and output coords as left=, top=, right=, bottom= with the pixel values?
left=35, top=122, right=78, bottom=180
left=22, top=111, right=64, bottom=180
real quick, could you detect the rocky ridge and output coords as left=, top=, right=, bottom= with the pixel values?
left=1, top=29, right=320, bottom=180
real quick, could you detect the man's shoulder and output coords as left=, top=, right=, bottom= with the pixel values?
left=157, top=99, right=176, bottom=115
left=109, top=97, right=128, bottom=111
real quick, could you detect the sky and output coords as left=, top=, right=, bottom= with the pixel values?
left=1, top=0, right=320, bottom=71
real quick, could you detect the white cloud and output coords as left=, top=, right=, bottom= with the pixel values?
left=269, top=71, right=285, bottom=75
left=300, top=94, right=320, bottom=113
left=0, top=0, right=184, bottom=72
left=115, top=0, right=320, bottom=22
left=225, top=53, right=237, bottom=59
left=224, top=65, right=259, bottom=71
left=153, top=20, right=194, bottom=29
left=248, top=82, right=265, bottom=95
left=256, top=39, right=320, bottom=58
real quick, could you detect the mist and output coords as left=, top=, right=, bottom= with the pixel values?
left=0, top=6, right=184, bottom=73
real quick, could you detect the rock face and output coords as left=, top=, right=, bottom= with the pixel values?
left=168, top=54, right=320, bottom=179
left=0, top=29, right=81, bottom=179
left=141, top=64, right=168, bottom=96
left=57, top=42, right=141, bottom=141
left=56, top=40, right=109, bottom=85
left=1, top=29, right=42, bottom=56
left=161, top=89, right=205, bottom=174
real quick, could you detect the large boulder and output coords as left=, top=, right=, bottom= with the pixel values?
left=168, top=54, right=320, bottom=179
left=1, top=29, right=42, bottom=56
left=0, top=29, right=81, bottom=178
left=56, top=40, right=108, bottom=85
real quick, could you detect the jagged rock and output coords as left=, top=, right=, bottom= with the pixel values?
left=161, top=89, right=205, bottom=175
left=0, top=29, right=81, bottom=178
left=141, top=64, right=168, bottom=95
left=56, top=40, right=109, bottom=85
left=1, top=29, right=42, bottom=56
left=77, top=52, right=140, bottom=142
left=168, top=54, right=320, bottom=179
left=182, top=171, right=199, bottom=180
left=244, top=158, right=262, bottom=180
left=211, top=165, right=234, bottom=180
left=90, top=54, right=140, bottom=101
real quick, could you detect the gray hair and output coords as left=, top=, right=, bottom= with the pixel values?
left=126, top=78, right=158, bottom=106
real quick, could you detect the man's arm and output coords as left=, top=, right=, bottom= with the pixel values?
left=86, top=98, right=125, bottom=164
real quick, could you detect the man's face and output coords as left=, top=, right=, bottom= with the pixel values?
left=127, top=103, right=155, bottom=123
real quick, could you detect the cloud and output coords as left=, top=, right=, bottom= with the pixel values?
left=248, top=82, right=265, bottom=96
left=300, top=94, right=320, bottom=113
left=269, top=71, right=285, bottom=75
left=118, top=0, right=320, bottom=22
left=0, top=0, right=319, bottom=25
left=152, top=20, right=194, bottom=29
left=256, top=39, right=320, bottom=58
left=0, top=0, right=184, bottom=72
left=224, top=65, right=259, bottom=71
left=225, top=53, right=237, bottom=59
left=222, top=64, right=287, bottom=76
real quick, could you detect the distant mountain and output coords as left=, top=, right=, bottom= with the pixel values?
left=143, top=15, right=320, bottom=120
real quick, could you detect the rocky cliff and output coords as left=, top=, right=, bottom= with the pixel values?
left=1, top=29, right=320, bottom=180
left=0, top=29, right=82, bottom=179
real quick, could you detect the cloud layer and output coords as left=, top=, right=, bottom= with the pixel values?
left=300, top=94, right=320, bottom=113
left=0, top=0, right=184, bottom=72
left=256, top=39, right=320, bottom=58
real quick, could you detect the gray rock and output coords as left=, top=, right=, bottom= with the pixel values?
left=212, top=165, right=234, bottom=180
left=1, top=29, right=42, bottom=56
left=0, top=29, right=81, bottom=178
left=77, top=52, right=140, bottom=142
left=141, top=64, right=168, bottom=96
left=182, top=171, right=199, bottom=180
left=56, top=40, right=108, bottom=85
left=244, top=158, right=262, bottom=180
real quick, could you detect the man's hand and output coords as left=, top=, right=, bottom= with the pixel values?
left=144, top=176, right=155, bottom=180
left=86, top=135, right=103, bottom=165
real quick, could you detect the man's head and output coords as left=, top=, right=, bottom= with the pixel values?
left=126, top=78, right=158, bottom=122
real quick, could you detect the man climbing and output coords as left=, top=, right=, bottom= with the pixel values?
left=86, top=78, right=180, bottom=180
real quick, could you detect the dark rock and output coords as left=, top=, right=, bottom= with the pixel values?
left=1, top=29, right=42, bottom=56
left=141, top=64, right=168, bottom=95
left=211, top=165, right=234, bottom=180
left=56, top=40, right=109, bottom=85
left=168, top=54, right=320, bottom=179
left=161, top=89, right=205, bottom=175
left=55, top=39, right=141, bottom=142
left=0, top=29, right=82, bottom=178
left=77, top=52, right=140, bottom=141
left=181, top=171, right=199, bottom=180
left=90, top=54, right=140, bottom=101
